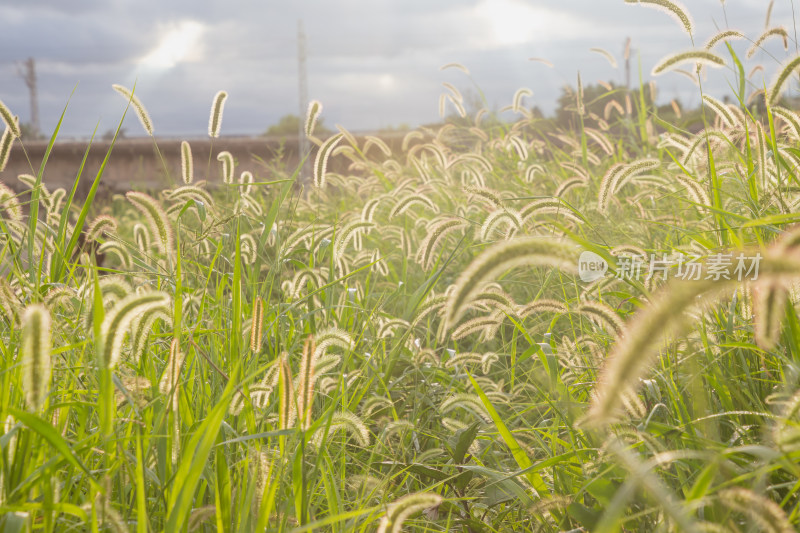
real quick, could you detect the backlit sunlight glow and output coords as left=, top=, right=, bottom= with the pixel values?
left=474, top=0, right=590, bottom=46
left=140, top=20, right=205, bottom=70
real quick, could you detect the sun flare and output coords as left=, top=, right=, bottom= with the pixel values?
left=140, top=20, right=205, bottom=70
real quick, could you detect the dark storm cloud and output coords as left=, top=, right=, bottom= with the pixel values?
left=0, top=0, right=797, bottom=138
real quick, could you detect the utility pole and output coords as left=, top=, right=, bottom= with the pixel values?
left=624, top=37, right=631, bottom=89
left=297, top=19, right=309, bottom=181
left=17, top=57, right=40, bottom=137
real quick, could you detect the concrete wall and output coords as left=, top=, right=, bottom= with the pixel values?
left=1, top=136, right=310, bottom=198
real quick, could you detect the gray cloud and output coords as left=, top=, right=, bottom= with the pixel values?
left=0, top=0, right=796, bottom=138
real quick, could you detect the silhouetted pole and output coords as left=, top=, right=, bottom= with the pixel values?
left=17, top=57, right=40, bottom=137
left=297, top=20, right=309, bottom=182
left=624, top=37, right=631, bottom=89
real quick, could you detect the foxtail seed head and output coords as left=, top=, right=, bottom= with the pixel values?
left=377, top=492, right=443, bottom=533
left=0, top=183, right=22, bottom=221
left=769, top=54, right=800, bottom=106
left=126, top=192, right=174, bottom=255
left=180, top=141, right=193, bottom=185
left=313, top=133, right=344, bottom=188
left=296, top=337, right=316, bottom=430
left=444, top=237, right=580, bottom=328
left=278, top=354, right=296, bottom=429
left=99, top=292, right=171, bottom=369
left=112, top=84, right=153, bottom=136
left=86, top=215, right=118, bottom=243
left=311, top=411, right=369, bottom=447
left=250, top=297, right=264, bottom=353
left=0, top=99, right=20, bottom=138
left=159, top=338, right=185, bottom=412
left=305, top=100, right=323, bottom=137
left=747, top=26, right=789, bottom=59
left=651, top=50, right=725, bottom=76
left=512, top=88, right=532, bottom=114
left=590, top=47, right=618, bottom=68
left=0, top=127, right=13, bottom=172
left=717, top=488, right=793, bottom=533
left=705, top=29, right=744, bottom=50
left=208, top=90, right=227, bottom=138
left=627, top=0, right=694, bottom=35
left=216, top=151, right=234, bottom=184
left=20, top=304, right=52, bottom=412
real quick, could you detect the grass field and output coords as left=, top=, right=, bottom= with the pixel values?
left=4, top=2, right=800, bottom=531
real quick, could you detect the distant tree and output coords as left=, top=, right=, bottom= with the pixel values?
left=265, top=113, right=331, bottom=137
left=377, top=123, right=411, bottom=134
left=554, top=81, right=647, bottom=128
left=102, top=128, right=127, bottom=141
left=19, top=121, right=44, bottom=141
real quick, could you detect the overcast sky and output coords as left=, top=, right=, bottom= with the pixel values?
left=0, top=0, right=797, bottom=139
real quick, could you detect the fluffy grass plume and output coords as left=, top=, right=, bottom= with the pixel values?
left=586, top=279, right=726, bottom=426
left=159, top=337, right=185, bottom=412
left=314, top=132, right=344, bottom=188
left=250, top=296, right=264, bottom=353
left=312, top=410, right=369, bottom=447
left=416, top=218, right=466, bottom=270
left=440, top=393, right=491, bottom=421
left=651, top=49, right=725, bottom=76
left=590, top=48, right=618, bottom=68
left=0, top=127, right=14, bottom=172
left=626, top=0, right=693, bottom=35
left=389, top=194, right=438, bottom=219
left=512, top=88, right=533, bottom=113
left=439, top=62, right=470, bottom=75
left=278, top=354, right=296, bottom=430
left=0, top=184, right=21, bottom=223
left=675, top=174, right=711, bottom=206
left=363, top=135, right=392, bottom=157
left=717, top=488, right=793, bottom=533
left=313, top=327, right=354, bottom=358
left=208, top=90, right=227, bottom=138
left=576, top=73, right=585, bottom=116
left=442, top=82, right=463, bottom=105
left=753, top=281, right=786, bottom=349
left=112, top=84, right=153, bottom=136
left=217, top=151, right=234, bottom=184
left=702, top=94, right=737, bottom=127
left=704, top=29, right=744, bottom=49
left=0, top=99, right=20, bottom=138
left=129, top=308, right=171, bottom=363
left=747, top=26, right=789, bottom=59
left=769, top=54, right=800, bottom=106
left=333, top=220, right=374, bottom=262
left=598, top=159, right=660, bottom=213
left=444, top=237, right=579, bottom=328
left=86, top=215, right=117, bottom=242
left=773, top=107, right=800, bottom=138
left=305, top=100, right=323, bottom=137
left=377, top=492, right=443, bottom=533
left=452, top=316, right=502, bottom=341
left=20, top=304, right=52, bottom=412
left=180, top=141, right=193, bottom=185
left=239, top=170, right=253, bottom=196
left=99, top=292, right=170, bottom=369
left=575, top=301, right=624, bottom=336
left=296, top=337, right=316, bottom=430
left=528, top=57, right=554, bottom=68
left=126, top=191, right=174, bottom=254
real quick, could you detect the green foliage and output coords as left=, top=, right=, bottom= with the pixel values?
left=4, top=6, right=800, bottom=531
left=265, top=113, right=332, bottom=137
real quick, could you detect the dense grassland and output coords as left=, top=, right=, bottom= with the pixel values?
left=6, top=2, right=800, bottom=531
